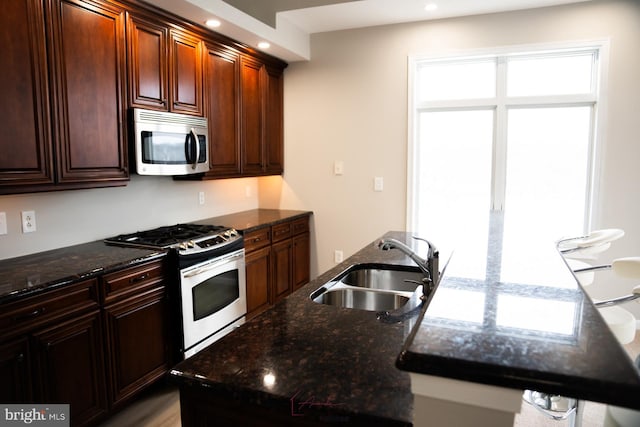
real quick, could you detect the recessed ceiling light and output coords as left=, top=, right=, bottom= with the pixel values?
left=258, top=41, right=270, bottom=49
left=424, top=3, right=438, bottom=12
left=205, top=19, right=221, bottom=28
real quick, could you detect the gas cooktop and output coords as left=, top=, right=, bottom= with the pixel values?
left=105, top=223, right=241, bottom=255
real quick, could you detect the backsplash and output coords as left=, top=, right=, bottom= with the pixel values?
left=0, top=175, right=260, bottom=260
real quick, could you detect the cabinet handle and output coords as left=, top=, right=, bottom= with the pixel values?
left=17, top=353, right=25, bottom=363
left=13, top=307, right=45, bottom=322
left=129, top=273, right=150, bottom=285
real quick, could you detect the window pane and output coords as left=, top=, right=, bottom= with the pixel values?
left=507, top=52, right=595, bottom=97
left=414, top=110, right=494, bottom=279
left=501, top=107, right=592, bottom=284
left=417, top=59, right=496, bottom=102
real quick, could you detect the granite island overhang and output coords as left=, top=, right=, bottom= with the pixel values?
left=396, top=229, right=640, bottom=418
left=170, top=231, right=640, bottom=426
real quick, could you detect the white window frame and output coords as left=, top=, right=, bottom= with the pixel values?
left=406, top=40, right=610, bottom=234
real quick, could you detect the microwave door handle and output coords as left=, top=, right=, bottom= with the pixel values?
left=190, top=128, right=199, bottom=170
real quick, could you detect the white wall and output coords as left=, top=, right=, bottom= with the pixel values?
left=277, top=0, right=640, bottom=314
left=0, top=176, right=260, bottom=260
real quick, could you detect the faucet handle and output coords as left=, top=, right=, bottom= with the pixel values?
left=412, top=236, right=438, bottom=254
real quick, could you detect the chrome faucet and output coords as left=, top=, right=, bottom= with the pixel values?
left=377, top=236, right=439, bottom=297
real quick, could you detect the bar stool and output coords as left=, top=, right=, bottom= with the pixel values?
left=523, top=229, right=628, bottom=427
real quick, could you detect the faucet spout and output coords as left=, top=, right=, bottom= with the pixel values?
left=376, top=236, right=439, bottom=296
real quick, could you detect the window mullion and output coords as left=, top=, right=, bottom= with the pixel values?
left=492, top=57, right=508, bottom=212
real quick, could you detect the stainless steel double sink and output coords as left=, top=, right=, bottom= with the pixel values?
left=310, top=263, right=427, bottom=312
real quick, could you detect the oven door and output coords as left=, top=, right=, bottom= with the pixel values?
left=179, top=249, right=246, bottom=356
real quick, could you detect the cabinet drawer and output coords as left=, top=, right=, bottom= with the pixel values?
left=244, top=227, right=271, bottom=252
left=102, top=260, right=165, bottom=304
left=0, top=279, right=99, bottom=339
left=271, top=222, right=292, bottom=243
left=291, top=217, right=309, bottom=236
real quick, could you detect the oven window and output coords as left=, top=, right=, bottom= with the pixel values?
left=192, top=270, right=239, bottom=321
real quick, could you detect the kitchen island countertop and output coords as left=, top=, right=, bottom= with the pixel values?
left=171, top=230, right=640, bottom=426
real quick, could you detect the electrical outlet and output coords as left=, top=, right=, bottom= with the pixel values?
left=21, top=211, right=36, bottom=233
left=0, top=212, right=7, bottom=235
left=198, top=191, right=205, bottom=205
left=334, top=250, right=344, bottom=263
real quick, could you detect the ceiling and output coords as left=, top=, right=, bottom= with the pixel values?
left=144, top=0, right=592, bottom=62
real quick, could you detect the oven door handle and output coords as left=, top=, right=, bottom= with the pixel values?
left=183, top=252, right=243, bottom=278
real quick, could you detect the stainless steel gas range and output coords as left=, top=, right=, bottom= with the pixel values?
left=105, top=223, right=247, bottom=358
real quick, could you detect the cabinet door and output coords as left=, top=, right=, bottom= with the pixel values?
left=127, top=12, right=168, bottom=110
left=263, top=66, right=284, bottom=175
left=0, top=337, right=32, bottom=403
left=204, top=43, right=241, bottom=176
left=271, top=239, right=293, bottom=303
left=245, top=246, right=271, bottom=319
left=32, top=310, right=107, bottom=427
left=103, top=288, right=169, bottom=409
left=240, top=57, right=264, bottom=175
left=48, top=0, right=128, bottom=185
left=170, top=30, right=203, bottom=115
left=0, top=0, right=54, bottom=191
left=292, top=232, right=310, bottom=291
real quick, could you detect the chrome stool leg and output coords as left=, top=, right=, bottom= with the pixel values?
left=523, top=390, right=580, bottom=426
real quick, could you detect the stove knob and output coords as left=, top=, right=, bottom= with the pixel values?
left=230, top=229, right=238, bottom=237
left=178, top=243, right=187, bottom=250
left=187, top=240, right=195, bottom=248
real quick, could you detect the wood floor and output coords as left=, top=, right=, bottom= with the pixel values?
left=99, top=337, right=640, bottom=427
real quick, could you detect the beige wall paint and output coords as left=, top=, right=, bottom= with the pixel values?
left=278, top=0, right=640, bottom=314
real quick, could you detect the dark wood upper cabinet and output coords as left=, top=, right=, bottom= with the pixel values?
left=204, top=43, right=241, bottom=176
left=263, top=65, right=284, bottom=174
left=169, top=29, right=204, bottom=116
left=0, top=0, right=53, bottom=189
left=48, top=0, right=128, bottom=184
left=1, top=0, right=286, bottom=194
left=127, top=12, right=204, bottom=116
left=0, top=0, right=129, bottom=194
left=126, top=12, right=169, bottom=110
left=240, top=56, right=265, bottom=175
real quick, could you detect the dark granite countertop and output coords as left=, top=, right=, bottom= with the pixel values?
left=0, top=241, right=166, bottom=304
left=194, top=208, right=312, bottom=232
left=0, top=209, right=311, bottom=306
left=396, top=230, right=640, bottom=411
left=171, top=228, right=640, bottom=424
left=170, top=231, right=421, bottom=426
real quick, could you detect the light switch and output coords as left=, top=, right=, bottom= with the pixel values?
left=374, top=177, right=384, bottom=192
left=334, top=161, right=344, bottom=176
left=0, top=212, right=7, bottom=235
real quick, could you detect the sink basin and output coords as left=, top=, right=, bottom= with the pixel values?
left=310, top=264, right=427, bottom=312
left=313, top=288, right=410, bottom=311
left=339, top=266, right=423, bottom=292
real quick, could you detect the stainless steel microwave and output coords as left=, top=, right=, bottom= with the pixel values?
left=131, top=108, right=209, bottom=176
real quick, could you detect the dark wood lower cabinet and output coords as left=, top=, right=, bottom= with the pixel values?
left=272, top=238, right=293, bottom=303
left=0, top=260, right=171, bottom=427
left=245, top=215, right=311, bottom=319
left=32, top=310, right=108, bottom=427
left=103, top=287, right=169, bottom=410
left=293, top=232, right=310, bottom=291
left=246, top=246, right=271, bottom=318
left=0, top=337, right=32, bottom=403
